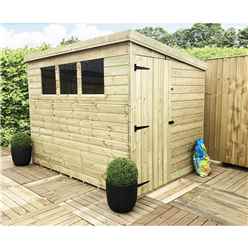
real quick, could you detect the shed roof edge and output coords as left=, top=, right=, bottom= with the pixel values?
left=25, top=30, right=207, bottom=70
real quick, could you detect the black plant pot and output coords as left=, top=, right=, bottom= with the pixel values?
left=106, top=180, right=149, bottom=213
left=11, top=146, right=32, bottom=166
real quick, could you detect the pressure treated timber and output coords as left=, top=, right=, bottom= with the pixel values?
left=132, top=204, right=220, bottom=226
left=130, top=51, right=169, bottom=193
left=1, top=156, right=165, bottom=226
left=205, top=56, right=248, bottom=167
left=148, top=164, right=248, bottom=225
left=167, top=60, right=205, bottom=182
left=26, top=31, right=206, bottom=194
left=25, top=31, right=207, bottom=70
left=1, top=153, right=247, bottom=226
left=28, top=43, right=130, bottom=188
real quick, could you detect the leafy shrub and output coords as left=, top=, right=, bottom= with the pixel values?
left=10, top=132, right=32, bottom=149
left=184, top=47, right=248, bottom=60
left=0, top=46, right=48, bottom=147
left=106, top=158, right=138, bottom=186
left=0, top=49, right=30, bottom=146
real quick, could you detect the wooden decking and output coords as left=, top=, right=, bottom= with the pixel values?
left=1, top=151, right=247, bottom=226
left=146, top=164, right=248, bottom=225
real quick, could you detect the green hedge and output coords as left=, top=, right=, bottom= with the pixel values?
left=185, top=47, right=248, bottom=60
left=0, top=49, right=30, bottom=146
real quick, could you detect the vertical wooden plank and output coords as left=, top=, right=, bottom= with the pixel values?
left=167, top=60, right=172, bottom=182
left=153, top=58, right=159, bottom=189
left=219, top=58, right=230, bottom=162
left=208, top=59, right=217, bottom=157
left=129, top=42, right=135, bottom=162
left=231, top=57, right=238, bottom=164
left=77, top=62, right=82, bottom=95
left=206, top=60, right=212, bottom=154
left=244, top=56, right=248, bottom=166
left=162, top=60, right=169, bottom=184
left=237, top=56, right=248, bottom=166
left=235, top=57, right=242, bottom=164
left=204, top=61, right=212, bottom=152
left=55, top=65, right=60, bottom=95
left=135, top=55, right=142, bottom=192
left=226, top=57, right=237, bottom=163
left=158, top=59, right=163, bottom=186
left=147, top=57, right=154, bottom=192
left=141, top=56, right=149, bottom=193
left=215, top=59, right=223, bottom=159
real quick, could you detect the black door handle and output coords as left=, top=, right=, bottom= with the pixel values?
left=134, top=125, right=150, bottom=132
left=168, top=120, right=175, bottom=125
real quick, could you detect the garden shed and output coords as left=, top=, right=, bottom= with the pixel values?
left=25, top=31, right=207, bottom=194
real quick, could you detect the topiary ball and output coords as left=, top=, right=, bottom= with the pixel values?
left=106, top=158, right=138, bottom=187
left=10, top=132, right=32, bottom=149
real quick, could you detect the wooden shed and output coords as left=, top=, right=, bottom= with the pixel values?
left=25, top=31, right=207, bottom=194
left=205, top=55, right=248, bottom=168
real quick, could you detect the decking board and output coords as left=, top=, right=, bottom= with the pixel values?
left=2, top=163, right=57, bottom=185
left=1, top=157, right=247, bottom=226
left=132, top=203, right=219, bottom=226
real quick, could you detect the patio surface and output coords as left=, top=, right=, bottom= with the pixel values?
left=1, top=148, right=247, bottom=226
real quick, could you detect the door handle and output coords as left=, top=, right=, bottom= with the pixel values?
left=168, top=120, right=175, bottom=125
left=134, top=125, right=150, bottom=132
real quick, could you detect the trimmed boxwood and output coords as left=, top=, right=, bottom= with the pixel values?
left=106, top=157, right=138, bottom=187
left=10, top=132, right=32, bottom=149
left=10, top=132, right=32, bottom=166
left=106, top=157, right=138, bottom=213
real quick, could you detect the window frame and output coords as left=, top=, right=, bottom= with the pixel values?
left=40, top=65, right=57, bottom=95
left=59, top=62, right=78, bottom=95
left=39, top=58, right=105, bottom=97
left=81, top=58, right=105, bottom=95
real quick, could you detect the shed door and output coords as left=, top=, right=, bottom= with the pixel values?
left=132, top=55, right=168, bottom=193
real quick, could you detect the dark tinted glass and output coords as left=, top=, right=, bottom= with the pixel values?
left=59, top=63, right=77, bottom=94
left=41, top=66, right=56, bottom=94
left=81, top=59, right=104, bottom=94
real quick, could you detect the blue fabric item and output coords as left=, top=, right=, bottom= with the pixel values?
left=194, top=138, right=206, bottom=159
left=192, top=138, right=211, bottom=177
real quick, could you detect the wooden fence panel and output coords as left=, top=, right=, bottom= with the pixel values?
left=205, top=56, right=248, bottom=167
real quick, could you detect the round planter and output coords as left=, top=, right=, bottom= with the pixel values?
left=106, top=180, right=137, bottom=213
left=11, top=146, right=32, bottom=166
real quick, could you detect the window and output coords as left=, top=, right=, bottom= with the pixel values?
left=81, top=59, right=104, bottom=94
left=41, top=66, right=56, bottom=94
left=59, top=63, right=77, bottom=94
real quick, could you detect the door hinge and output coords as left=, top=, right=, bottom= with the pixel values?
left=134, top=125, right=150, bottom=132
left=134, top=64, right=150, bottom=71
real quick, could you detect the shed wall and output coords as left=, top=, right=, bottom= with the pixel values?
left=27, top=42, right=130, bottom=187
left=167, top=60, right=205, bottom=181
left=205, top=56, right=248, bottom=167
left=27, top=40, right=206, bottom=192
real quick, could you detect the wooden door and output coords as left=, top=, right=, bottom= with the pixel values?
left=131, top=55, right=168, bottom=193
